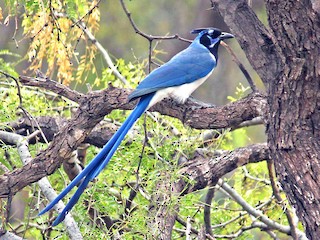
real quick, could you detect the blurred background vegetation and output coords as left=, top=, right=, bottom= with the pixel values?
left=0, top=1, right=294, bottom=239
left=0, top=0, right=267, bottom=141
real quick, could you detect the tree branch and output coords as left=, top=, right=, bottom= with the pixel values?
left=217, top=179, right=306, bottom=239
left=0, top=75, right=267, bottom=201
left=0, top=231, right=24, bottom=240
left=211, top=0, right=282, bottom=85
left=19, top=76, right=84, bottom=103
left=0, top=131, right=82, bottom=240
left=179, top=143, right=270, bottom=194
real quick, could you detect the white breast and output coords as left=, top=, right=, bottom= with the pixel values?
left=147, top=69, right=213, bottom=109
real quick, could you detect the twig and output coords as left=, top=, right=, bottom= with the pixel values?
left=213, top=221, right=276, bottom=239
left=203, top=187, right=214, bottom=236
left=119, top=0, right=191, bottom=69
left=217, top=179, right=307, bottom=239
left=71, top=0, right=102, bottom=27
left=242, top=166, right=271, bottom=185
left=75, top=21, right=127, bottom=85
left=211, top=212, right=244, bottom=229
left=231, top=117, right=264, bottom=130
left=124, top=184, right=138, bottom=216
left=0, top=70, right=22, bottom=106
left=119, top=0, right=190, bottom=42
left=267, top=160, right=299, bottom=240
left=175, top=216, right=215, bottom=240
left=220, top=41, right=257, bottom=92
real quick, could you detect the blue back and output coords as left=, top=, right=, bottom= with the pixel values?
left=128, top=37, right=216, bottom=101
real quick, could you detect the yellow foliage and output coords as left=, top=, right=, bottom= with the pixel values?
left=22, top=0, right=101, bottom=85
left=0, top=7, right=3, bottom=22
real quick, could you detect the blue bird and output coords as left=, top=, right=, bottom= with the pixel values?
left=39, top=28, right=234, bottom=226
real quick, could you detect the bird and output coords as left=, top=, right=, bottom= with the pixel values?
left=39, top=27, right=234, bottom=226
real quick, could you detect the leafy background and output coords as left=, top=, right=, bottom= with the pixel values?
left=0, top=0, right=298, bottom=239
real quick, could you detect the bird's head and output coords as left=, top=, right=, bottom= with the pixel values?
left=191, top=28, right=234, bottom=59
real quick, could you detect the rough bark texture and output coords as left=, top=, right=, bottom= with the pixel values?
left=0, top=77, right=266, bottom=198
left=179, top=143, right=269, bottom=194
left=266, top=1, right=320, bottom=238
left=2, top=1, right=319, bottom=237
left=213, top=0, right=320, bottom=238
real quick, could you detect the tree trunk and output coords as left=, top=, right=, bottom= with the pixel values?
left=266, top=1, right=320, bottom=238
left=212, top=0, right=320, bottom=238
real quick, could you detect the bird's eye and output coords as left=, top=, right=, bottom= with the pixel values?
left=200, top=35, right=212, bottom=47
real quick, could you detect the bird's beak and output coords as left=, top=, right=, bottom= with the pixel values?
left=220, top=32, right=234, bottom=40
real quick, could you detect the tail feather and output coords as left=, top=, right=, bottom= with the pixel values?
left=39, top=94, right=154, bottom=225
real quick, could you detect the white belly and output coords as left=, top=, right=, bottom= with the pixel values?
left=147, top=70, right=213, bottom=109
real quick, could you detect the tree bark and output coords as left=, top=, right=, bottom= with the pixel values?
left=266, top=1, right=320, bottom=238
left=0, top=77, right=266, bottom=198
left=213, top=0, right=320, bottom=238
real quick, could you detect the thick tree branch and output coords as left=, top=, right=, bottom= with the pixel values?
left=19, top=76, right=84, bottom=102
left=179, top=143, right=270, bottom=194
left=211, top=0, right=282, bottom=85
left=0, top=131, right=82, bottom=240
left=0, top=231, right=24, bottom=240
left=146, top=143, right=270, bottom=238
left=152, top=91, right=267, bottom=130
left=0, top=75, right=267, bottom=200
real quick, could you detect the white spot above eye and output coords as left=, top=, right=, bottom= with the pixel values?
left=208, top=30, right=214, bottom=35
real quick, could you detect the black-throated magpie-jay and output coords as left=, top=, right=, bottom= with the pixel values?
left=39, top=28, right=234, bottom=226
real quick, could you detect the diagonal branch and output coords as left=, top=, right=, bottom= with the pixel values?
left=217, top=179, right=306, bottom=239
left=211, top=0, right=282, bottom=85
left=19, top=76, right=84, bottom=102
left=0, top=75, right=267, bottom=198
left=179, top=143, right=270, bottom=194
left=0, top=131, right=82, bottom=240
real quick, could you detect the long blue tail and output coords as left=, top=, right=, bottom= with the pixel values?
left=39, top=94, right=154, bottom=226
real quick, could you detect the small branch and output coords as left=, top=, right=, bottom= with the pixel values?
left=71, top=0, right=102, bottom=27
left=231, top=116, right=264, bottom=130
left=0, top=231, right=24, bottom=240
left=0, top=70, right=22, bottom=106
left=204, top=187, right=214, bottom=236
left=19, top=75, right=84, bottom=103
left=0, top=131, right=83, bottom=240
left=119, top=0, right=190, bottom=43
left=267, top=160, right=299, bottom=240
left=217, top=179, right=307, bottom=239
left=76, top=21, right=127, bottom=85
left=221, top=41, right=257, bottom=92
left=211, top=212, right=244, bottom=229
left=186, top=217, right=192, bottom=240
left=213, top=221, right=275, bottom=239
left=124, top=185, right=138, bottom=216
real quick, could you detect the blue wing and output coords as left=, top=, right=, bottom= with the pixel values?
left=128, top=41, right=216, bottom=102
left=39, top=34, right=217, bottom=226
